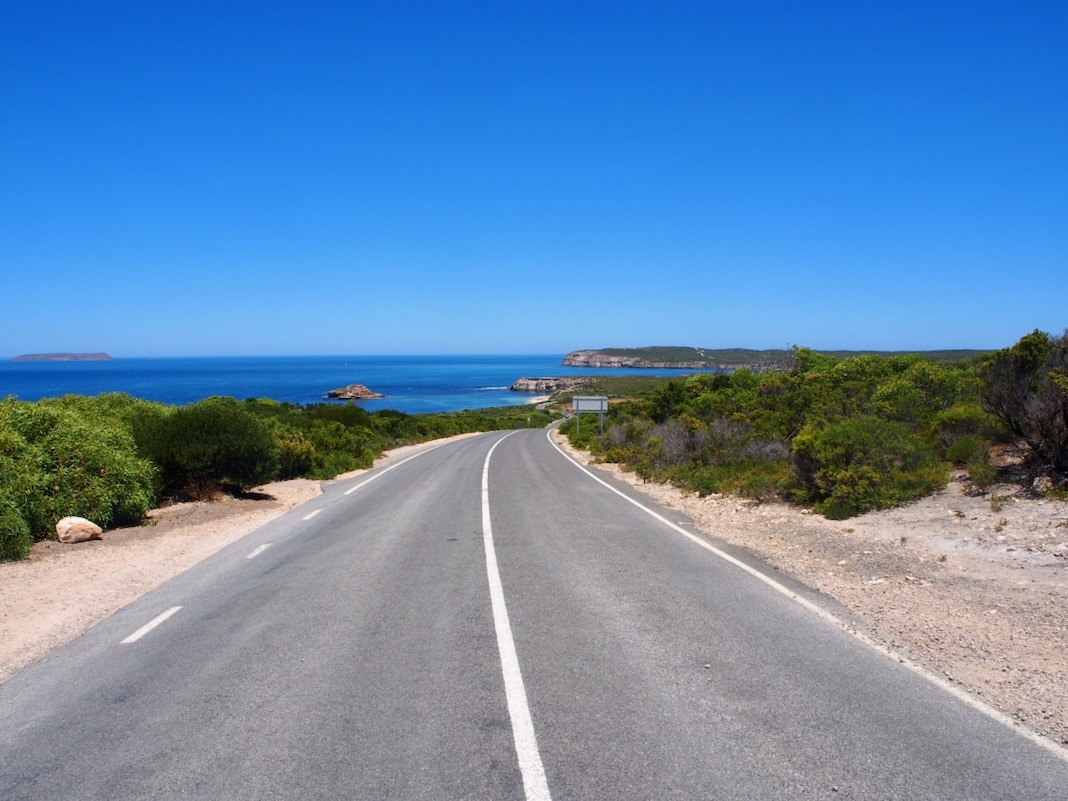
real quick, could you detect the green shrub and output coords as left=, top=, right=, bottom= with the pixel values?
left=966, top=455, right=998, bottom=492
left=0, top=399, right=156, bottom=540
left=274, top=427, right=316, bottom=479
left=685, top=459, right=790, bottom=500
left=134, top=397, right=279, bottom=498
left=979, top=330, right=1068, bottom=478
left=0, top=490, right=32, bottom=561
left=945, top=435, right=987, bottom=466
left=792, top=416, right=948, bottom=518
left=930, top=403, right=1004, bottom=450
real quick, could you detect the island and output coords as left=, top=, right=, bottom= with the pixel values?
left=327, top=383, right=385, bottom=400
left=11, top=352, right=112, bottom=362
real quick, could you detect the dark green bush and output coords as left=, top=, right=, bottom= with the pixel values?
left=0, top=399, right=156, bottom=540
left=979, top=329, right=1068, bottom=479
left=945, top=435, right=987, bottom=466
left=792, top=416, right=948, bottom=518
left=134, top=397, right=279, bottom=498
left=0, top=489, right=32, bottom=561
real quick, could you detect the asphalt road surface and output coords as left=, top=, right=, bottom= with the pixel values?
left=2, top=428, right=1066, bottom=800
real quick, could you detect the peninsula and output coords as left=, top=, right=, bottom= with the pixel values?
left=11, top=353, right=112, bottom=362
left=563, top=346, right=989, bottom=371
left=563, top=347, right=793, bottom=371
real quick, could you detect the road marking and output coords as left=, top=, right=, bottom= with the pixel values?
left=483, top=433, right=553, bottom=801
left=246, top=544, right=272, bottom=559
left=343, top=441, right=449, bottom=495
left=546, top=429, right=1068, bottom=763
left=303, top=509, right=321, bottom=520
left=121, top=606, right=182, bottom=644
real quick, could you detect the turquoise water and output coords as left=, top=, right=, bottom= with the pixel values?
left=0, top=355, right=709, bottom=414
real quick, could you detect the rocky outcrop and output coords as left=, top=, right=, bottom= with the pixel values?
left=509, top=377, right=594, bottom=393
left=562, top=348, right=793, bottom=372
left=562, top=350, right=709, bottom=368
left=55, top=516, right=103, bottom=543
left=327, top=383, right=384, bottom=400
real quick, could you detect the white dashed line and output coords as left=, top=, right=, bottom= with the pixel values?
left=343, top=442, right=449, bottom=495
left=247, top=544, right=272, bottom=559
left=121, top=607, right=182, bottom=644
left=303, top=509, right=321, bottom=520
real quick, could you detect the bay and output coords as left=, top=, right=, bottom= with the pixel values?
left=0, top=355, right=708, bottom=415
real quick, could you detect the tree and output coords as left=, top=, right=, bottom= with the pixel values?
left=134, top=397, right=279, bottom=498
left=979, top=330, right=1068, bottom=480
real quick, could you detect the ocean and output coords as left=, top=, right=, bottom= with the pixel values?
left=0, top=355, right=708, bottom=415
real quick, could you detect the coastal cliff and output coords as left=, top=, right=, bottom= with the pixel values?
left=562, top=347, right=793, bottom=371
left=509, top=377, right=593, bottom=393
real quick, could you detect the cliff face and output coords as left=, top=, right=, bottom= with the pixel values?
left=509, top=377, right=593, bottom=393
left=562, top=350, right=712, bottom=369
left=562, top=348, right=792, bottom=372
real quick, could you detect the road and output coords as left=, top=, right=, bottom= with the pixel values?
left=2, top=428, right=1066, bottom=799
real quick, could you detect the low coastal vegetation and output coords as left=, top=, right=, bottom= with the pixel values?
left=561, top=330, right=1067, bottom=520
left=0, top=395, right=557, bottom=560
left=563, top=345, right=989, bottom=370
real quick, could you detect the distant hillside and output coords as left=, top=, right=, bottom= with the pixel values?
left=11, top=352, right=112, bottom=362
left=563, top=346, right=988, bottom=371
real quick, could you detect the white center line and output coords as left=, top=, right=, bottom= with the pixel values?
left=482, top=432, right=552, bottom=801
left=246, top=543, right=272, bottom=559
left=121, top=606, right=182, bottom=644
left=303, top=509, right=321, bottom=520
left=344, top=442, right=449, bottom=495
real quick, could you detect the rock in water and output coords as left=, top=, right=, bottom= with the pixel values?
left=327, top=383, right=385, bottom=400
left=56, top=516, right=103, bottom=543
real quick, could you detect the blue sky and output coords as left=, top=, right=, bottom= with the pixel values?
left=2, top=2, right=1065, bottom=357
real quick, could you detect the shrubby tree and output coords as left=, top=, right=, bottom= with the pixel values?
left=133, top=396, right=279, bottom=498
left=979, top=330, right=1068, bottom=480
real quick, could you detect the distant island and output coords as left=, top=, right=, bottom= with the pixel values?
left=563, top=346, right=989, bottom=371
left=11, top=352, right=112, bottom=362
left=327, top=383, right=385, bottom=400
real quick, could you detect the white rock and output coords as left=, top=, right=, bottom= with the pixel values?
left=55, top=516, right=103, bottom=543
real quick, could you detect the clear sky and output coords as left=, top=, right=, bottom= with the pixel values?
left=2, top=2, right=1065, bottom=357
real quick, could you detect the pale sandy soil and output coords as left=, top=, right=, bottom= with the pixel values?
left=3, top=429, right=1066, bottom=750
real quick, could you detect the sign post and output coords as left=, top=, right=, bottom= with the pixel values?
left=572, top=396, right=608, bottom=435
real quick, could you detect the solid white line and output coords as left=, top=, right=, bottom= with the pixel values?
left=343, top=441, right=450, bottom=495
left=546, top=428, right=1068, bottom=763
left=120, top=606, right=182, bottom=645
left=246, top=543, right=272, bottom=559
left=483, top=433, right=553, bottom=801
left=303, top=509, right=321, bottom=520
